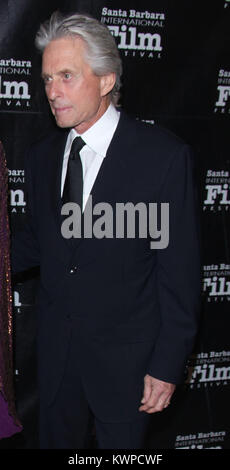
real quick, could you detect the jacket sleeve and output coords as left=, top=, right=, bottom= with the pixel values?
left=147, top=143, right=201, bottom=384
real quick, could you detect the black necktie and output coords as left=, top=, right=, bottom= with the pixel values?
left=62, top=136, right=85, bottom=210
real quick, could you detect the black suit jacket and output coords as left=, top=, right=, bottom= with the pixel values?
left=13, top=111, right=200, bottom=422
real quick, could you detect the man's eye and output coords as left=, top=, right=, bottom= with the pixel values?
left=64, top=73, right=71, bottom=79
left=43, top=76, right=52, bottom=84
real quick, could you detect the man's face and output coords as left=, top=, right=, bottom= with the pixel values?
left=42, top=36, right=114, bottom=133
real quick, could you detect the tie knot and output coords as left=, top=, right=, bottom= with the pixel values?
left=70, top=136, right=85, bottom=159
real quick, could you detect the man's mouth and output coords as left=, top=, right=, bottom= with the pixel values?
left=53, top=106, right=72, bottom=114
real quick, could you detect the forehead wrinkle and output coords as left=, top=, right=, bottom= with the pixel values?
left=42, top=37, right=87, bottom=76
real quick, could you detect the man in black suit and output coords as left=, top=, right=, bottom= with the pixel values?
left=13, top=12, right=200, bottom=449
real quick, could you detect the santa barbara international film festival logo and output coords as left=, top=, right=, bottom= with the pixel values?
left=175, top=429, right=227, bottom=449
left=214, top=69, right=230, bottom=115
left=185, top=350, right=230, bottom=390
left=203, top=168, right=230, bottom=212
left=0, top=58, right=32, bottom=110
left=203, top=263, right=230, bottom=303
left=8, top=168, right=26, bottom=214
left=100, top=7, right=165, bottom=59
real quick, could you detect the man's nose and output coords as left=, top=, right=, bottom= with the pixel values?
left=46, top=79, right=62, bottom=101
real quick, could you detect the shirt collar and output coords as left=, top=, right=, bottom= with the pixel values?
left=68, top=104, right=120, bottom=158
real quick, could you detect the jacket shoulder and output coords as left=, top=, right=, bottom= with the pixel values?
left=25, top=128, right=68, bottom=171
left=120, top=111, right=186, bottom=149
left=29, top=128, right=68, bottom=152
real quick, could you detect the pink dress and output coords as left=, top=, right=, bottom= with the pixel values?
left=0, top=141, right=22, bottom=439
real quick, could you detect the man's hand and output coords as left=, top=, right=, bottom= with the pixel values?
left=139, top=374, right=176, bottom=414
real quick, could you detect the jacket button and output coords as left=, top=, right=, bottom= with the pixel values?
left=69, top=266, right=77, bottom=274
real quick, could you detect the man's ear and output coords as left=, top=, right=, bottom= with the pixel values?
left=100, top=72, right=116, bottom=97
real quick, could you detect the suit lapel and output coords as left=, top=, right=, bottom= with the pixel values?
left=46, top=129, right=70, bottom=250
left=87, top=111, right=133, bottom=207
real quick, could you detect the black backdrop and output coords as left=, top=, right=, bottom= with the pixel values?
left=0, top=0, right=230, bottom=449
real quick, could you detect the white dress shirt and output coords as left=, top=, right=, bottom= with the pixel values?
left=61, top=104, right=120, bottom=211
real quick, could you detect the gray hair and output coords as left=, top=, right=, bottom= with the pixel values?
left=35, top=11, right=122, bottom=104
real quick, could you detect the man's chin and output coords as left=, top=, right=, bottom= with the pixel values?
left=55, top=118, right=72, bottom=129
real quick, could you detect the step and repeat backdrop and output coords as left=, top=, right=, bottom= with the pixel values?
left=0, top=0, right=230, bottom=449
